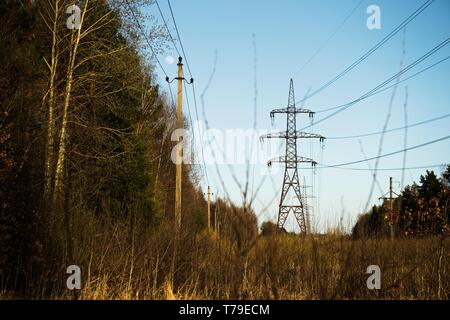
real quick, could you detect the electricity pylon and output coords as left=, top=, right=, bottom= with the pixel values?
left=261, top=79, right=325, bottom=233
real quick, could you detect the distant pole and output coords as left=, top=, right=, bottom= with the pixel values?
left=216, top=198, right=220, bottom=237
left=175, top=57, right=183, bottom=229
left=207, top=185, right=211, bottom=231
left=214, top=193, right=218, bottom=233
left=379, top=176, right=398, bottom=241
left=389, top=177, right=394, bottom=240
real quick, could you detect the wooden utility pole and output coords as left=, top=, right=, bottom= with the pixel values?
left=216, top=196, right=220, bottom=236
left=175, top=57, right=183, bottom=229
left=166, top=57, right=193, bottom=230
left=388, top=177, right=394, bottom=240
left=379, top=177, right=399, bottom=240
left=207, top=185, right=211, bottom=231
left=214, top=193, right=218, bottom=233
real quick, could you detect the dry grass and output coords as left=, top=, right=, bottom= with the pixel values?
left=4, top=211, right=447, bottom=300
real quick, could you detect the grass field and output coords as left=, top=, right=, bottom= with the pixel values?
left=4, top=217, right=446, bottom=300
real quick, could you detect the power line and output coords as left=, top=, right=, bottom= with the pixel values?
left=323, top=135, right=450, bottom=168
left=292, top=0, right=364, bottom=78
left=125, top=0, right=168, bottom=78
left=156, top=0, right=208, bottom=185
left=184, top=81, right=209, bottom=186
left=400, top=87, right=409, bottom=189
left=154, top=0, right=182, bottom=58
left=315, top=55, right=450, bottom=114
left=167, top=0, right=193, bottom=78
left=326, top=113, right=450, bottom=139
left=125, top=0, right=175, bottom=102
left=315, top=164, right=447, bottom=171
left=164, top=0, right=209, bottom=186
left=192, top=83, right=209, bottom=185
left=295, top=0, right=435, bottom=104
left=154, top=0, right=208, bottom=185
left=183, top=80, right=195, bottom=152
left=301, top=37, right=450, bottom=130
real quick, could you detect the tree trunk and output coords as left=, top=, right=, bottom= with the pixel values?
left=43, top=0, right=60, bottom=201
left=53, top=0, right=89, bottom=201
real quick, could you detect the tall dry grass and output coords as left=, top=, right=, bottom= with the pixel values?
left=2, top=208, right=447, bottom=300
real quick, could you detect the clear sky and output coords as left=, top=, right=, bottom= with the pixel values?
left=144, top=0, right=450, bottom=232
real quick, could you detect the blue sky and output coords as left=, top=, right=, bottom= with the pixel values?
left=144, top=0, right=450, bottom=232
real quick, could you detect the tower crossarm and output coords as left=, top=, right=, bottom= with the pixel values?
left=295, top=132, right=325, bottom=141
left=260, top=131, right=325, bottom=142
left=260, top=130, right=288, bottom=141
left=270, top=107, right=315, bottom=119
left=267, top=156, right=318, bottom=167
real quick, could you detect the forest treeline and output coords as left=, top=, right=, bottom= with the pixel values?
left=0, top=0, right=257, bottom=296
left=353, top=168, right=450, bottom=238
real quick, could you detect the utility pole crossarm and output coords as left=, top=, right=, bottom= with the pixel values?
left=379, top=191, right=400, bottom=199
left=295, top=132, right=325, bottom=140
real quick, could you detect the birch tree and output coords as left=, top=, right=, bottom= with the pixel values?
left=42, top=0, right=61, bottom=201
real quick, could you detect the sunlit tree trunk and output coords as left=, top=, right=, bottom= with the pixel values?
left=43, top=0, right=60, bottom=200
left=53, top=0, right=89, bottom=202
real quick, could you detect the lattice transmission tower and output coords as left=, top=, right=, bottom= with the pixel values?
left=261, top=79, right=325, bottom=233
